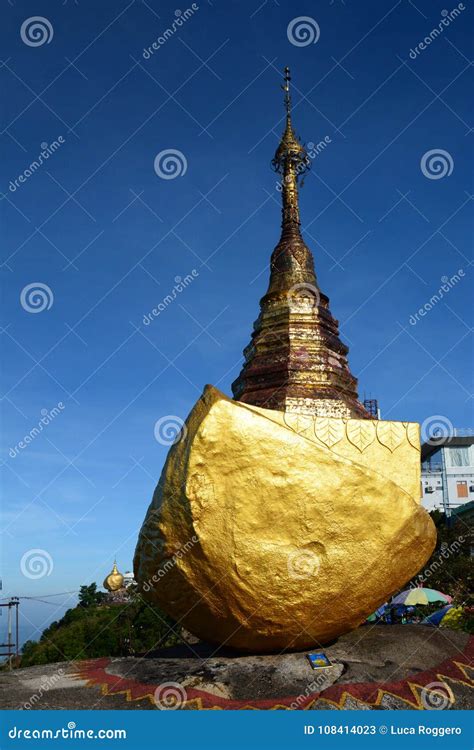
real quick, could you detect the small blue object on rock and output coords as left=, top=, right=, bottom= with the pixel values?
left=307, top=652, right=332, bottom=669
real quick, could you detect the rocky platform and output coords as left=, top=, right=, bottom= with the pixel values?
left=1, top=626, right=472, bottom=710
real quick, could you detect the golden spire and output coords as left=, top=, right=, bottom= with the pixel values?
left=231, top=67, right=371, bottom=420
left=272, top=66, right=310, bottom=234
left=103, top=559, right=124, bottom=592
left=268, top=67, right=317, bottom=295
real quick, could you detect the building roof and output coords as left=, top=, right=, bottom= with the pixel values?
left=421, top=435, right=474, bottom=462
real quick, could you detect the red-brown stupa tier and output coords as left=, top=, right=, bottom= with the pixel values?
left=231, top=68, right=371, bottom=420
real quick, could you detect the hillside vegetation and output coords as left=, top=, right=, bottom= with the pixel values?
left=20, top=585, right=182, bottom=667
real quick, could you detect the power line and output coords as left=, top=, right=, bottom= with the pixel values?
left=0, top=591, right=79, bottom=601
left=19, top=597, right=72, bottom=606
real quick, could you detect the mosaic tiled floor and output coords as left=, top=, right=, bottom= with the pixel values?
left=72, top=635, right=473, bottom=710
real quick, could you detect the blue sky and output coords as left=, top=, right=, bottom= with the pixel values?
left=1, top=0, right=472, bottom=646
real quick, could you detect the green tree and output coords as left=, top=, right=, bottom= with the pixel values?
left=78, top=583, right=106, bottom=608
left=410, top=511, right=473, bottom=602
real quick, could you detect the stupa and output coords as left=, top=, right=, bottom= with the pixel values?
left=232, top=68, right=369, bottom=420
left=134, top=69, right=436, bottom=652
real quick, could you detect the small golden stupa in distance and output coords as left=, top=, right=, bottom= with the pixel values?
left=103, top=561, right=124, bottom=592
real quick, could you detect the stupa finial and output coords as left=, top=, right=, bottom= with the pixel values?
left=283, top=66, right=292, bottom=119
left=272, top=68, right=309, bottom=235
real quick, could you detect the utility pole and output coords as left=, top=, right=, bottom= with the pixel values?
left=14, top=597, right=19, bottom=659
left=0, top=598, right=20, bottom=669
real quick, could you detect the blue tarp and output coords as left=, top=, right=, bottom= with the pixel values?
left=421, top=604, right=453, bottom=626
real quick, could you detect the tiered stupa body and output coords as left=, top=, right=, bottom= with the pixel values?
left=232, top=68, right=369, bottom=420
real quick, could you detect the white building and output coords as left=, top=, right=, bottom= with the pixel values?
left=421, top=434, right=474, bottom=515
left=123, top=571, right=136, bottom=589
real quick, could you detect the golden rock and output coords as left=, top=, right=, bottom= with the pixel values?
left=134, top=68, right=436, bottom=651
left=134, top=386, right=436, bottom=652
left=103, top=562, right=124, bottom=592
